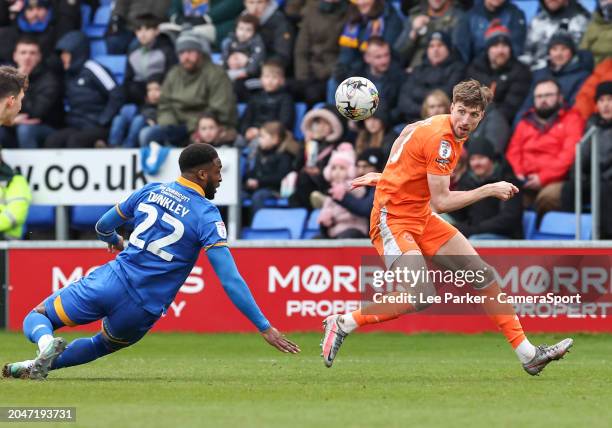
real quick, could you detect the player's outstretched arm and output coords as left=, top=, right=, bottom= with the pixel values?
left=95, top=206, right=128, bottom=253
left=427, top=174, right=519, bottom=213
left=207, top=246, right=300, bottom=354
left=351, top=172, right=382, bottom=189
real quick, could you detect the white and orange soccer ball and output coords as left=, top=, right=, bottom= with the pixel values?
left=335, top=77, right=379, bottom=121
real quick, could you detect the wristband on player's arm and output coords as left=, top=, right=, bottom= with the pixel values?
left=207, top=246, right=271, bottom=332
left=95, top=206, right=127, bottom=245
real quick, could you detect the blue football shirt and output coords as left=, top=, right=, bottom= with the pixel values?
left=109, top=177, right=227, bottom=315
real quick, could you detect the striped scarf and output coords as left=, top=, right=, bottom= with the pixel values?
left=339, top=16, right=385, bottom=51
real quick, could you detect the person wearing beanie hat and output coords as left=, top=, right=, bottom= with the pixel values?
left=520, top=0, right=589, bottom=70
left=175, top=30, right=211, bottom=56
left=595, top=80, right=612, bottom=102
left=466, top=19, right=531, bottom=124
left=547, top=31, right=577, bottom=57
left=357, top=148, right=385, bottom=173
left=449, top=135, right=524, bottom=239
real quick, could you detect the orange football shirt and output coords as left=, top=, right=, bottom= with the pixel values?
left=373, top=114, right=465, bottom=235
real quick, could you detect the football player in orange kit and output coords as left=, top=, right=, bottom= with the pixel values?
left=321, top=80, right=573, bottom=375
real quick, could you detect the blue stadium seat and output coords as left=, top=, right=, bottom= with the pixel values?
left=80, top=4, right=92, bottom=30
left=250, top=208, right=307, bottom=239
left=70, top=205, right=113, bottom=231
left=26, top=205, right=56, bottom=230
left=302, top=209, right=321, bottom=239
left=579, top=0, right=597, bottom=12
left=211, top=52, right=223, bottom=65
left=90, top=39, right=107, bottom=57
left=522, top=210, right=537, bottom=239
left=93, top=54, right=127, bottom=84
left=84, top=4, right=112, bottom=38
left=242, top=198, right=289, bottom=208
left=514, top=0, right=540, bottom=23
left=237, top=103, right=247, bottom=118
left=532, top=211, right=592, bottom=240
left=241, top=228, right=292, bottom=240
left=294, top=102, right=307, bottom=140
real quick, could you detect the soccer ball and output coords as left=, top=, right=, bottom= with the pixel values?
left=335, top=77, right=379, bottom=121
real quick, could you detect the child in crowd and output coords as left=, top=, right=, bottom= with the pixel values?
left=354, top=107, right=396, bottom=161
left=221, top=14, right=266, bottom=82
left=109, top=75, right=162, bottom=148
left=191, top=112, right=245, bottom=148
left=316, top=143, right=369, bottom=239
left=244, top=121, right=299, bottom=213
left=240, top=59, right=294, bottom=141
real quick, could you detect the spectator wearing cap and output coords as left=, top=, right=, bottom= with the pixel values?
left=520, top=0, right=590, bottom=71
left=394, top=0, right=464, bottom=69
left=0, top=0, right=81, bottom=64
left=454, top=0, right=526, bottom=64
left=124, top=14, right=176, bottom=106
left=574, top=57, right=612, bottom=120
left=466, top=20, right=531, bottom=124
left=561, top=81, right=612, bottom=238
left=516, top=31, right=592, bottom=122
left=450, top=136, right=524, bottom=239
left=344, top=37, right=406, bottom=115
left=140, top=31, right=237, bottom=158
left=392, top=30, right=465, bottom=125
left=579, top=0, right=612, bottom=65
left=506, top=79, right=585, bottom=215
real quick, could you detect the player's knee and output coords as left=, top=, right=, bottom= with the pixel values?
left=33, top=303, right=46, bottom=315
left=413, top=283, right=437, bottom=311
left=461, top=259, right=496, bottom=290
left=98, top=333, right=130, bottom=353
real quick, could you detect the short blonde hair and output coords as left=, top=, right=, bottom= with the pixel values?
left=421, top=89, right=451, bottom=119
left=452, top=79, right=493, bottom=111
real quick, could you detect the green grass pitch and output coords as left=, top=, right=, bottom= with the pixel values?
left=1, top=331, right=611, bottom=428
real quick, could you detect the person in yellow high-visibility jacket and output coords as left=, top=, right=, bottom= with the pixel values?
left=0, top=65, right=30, bottom=239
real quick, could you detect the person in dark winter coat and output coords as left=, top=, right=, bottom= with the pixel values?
left=240, top=60, right=295, bottom=140
left=292, top=0, right=347, bottom=106
left=244, top=121, right=298, bottom=213
left=465, top=21, right=531, bottom=123
left=392, top=31, right=464, bottom=125
left=561, top=81, right=612, bottom=238
left=454, top=0, right=526, bottom=64
left=124, top=14, right=176, bottom=105
left=0, top=36, right=63, bottom=148
left=221, top=14, right=266, bottom=81
left=451, top=136, right=524, bottom=239
left=335, top=0, right=403, bottom=81
left=516, top=31, right=593, bottom=122
left=45, top=31, right=123, bottom=148
left=243, top=0, right=294, bottom=70
left=0, top=0, right=81, bottom=64
left=520, top=0, right=590, bottom=71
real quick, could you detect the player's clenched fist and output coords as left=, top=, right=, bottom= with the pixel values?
left=486, top=181, right=519, bottom=201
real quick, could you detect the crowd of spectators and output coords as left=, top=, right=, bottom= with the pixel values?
left=0, top=0, right=610, bottom=238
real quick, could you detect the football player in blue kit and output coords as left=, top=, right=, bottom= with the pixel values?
left=3, top=143, right=300, bottom=380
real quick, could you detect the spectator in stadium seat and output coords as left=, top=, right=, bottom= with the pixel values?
left=420, top=89, right=451, bottom=118
left=0, top=36, right=62, bottom=148
left=506, top=79, right=585, bottom=214
left=354, top=107, right=396, bottom=161
left=191, top=112, right=245, bottom=147
left=579, top=0, right=612, bottom=65
left=167, top=0, right=244, bottom=48
left=107, top=0, right=173, bottom=54
left=221, top=14, right=266, bottom=83
left=109, top=74, right=161, bottom=148
left=242, top=0, right=294, bottom=70
left=392, top=31, right=464, bottom=125
left=394, top=0, right=464, bottom=69
left=240, top=59, right=294, bottom=141
left=0, top=149, right=31, bottom=240
left=516, top=32, right=592, bottom=121
left=561, top=81, right=612, bottom=238
left=466, top=21, right=531, bottom=124
left=574, top=57, right=612, bottom=120
left=124, top=14, right=176, bottom=106
left=450, top=136, right=523, bottom=239
left=244, top=121, right=298, bottom=214
left=520, top=0, right=590, bottom=71
left=314, top=143, right=369, bottom=239
left=334, top=0, right=402, bottom=81
left=454, top=0, right=526, bottom=64
left=343, top=36, right=406, bottom=115
left=290, top=105, right=344, bottom=209
left=292, top=0, right=347, bottom=106
left=45, top=31, right=124, bottom=149
left=0, top=0, right=81, bottom=65
left=140, top=31, right=237, bottom=158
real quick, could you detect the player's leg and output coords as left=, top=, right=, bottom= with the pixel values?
left=433, top=229, right=573, bottom=375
